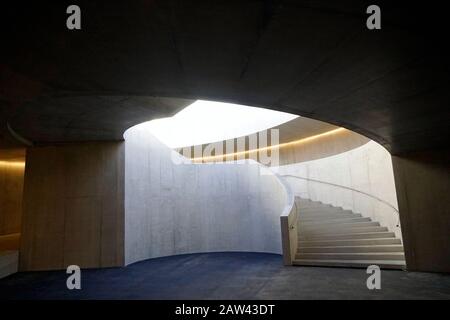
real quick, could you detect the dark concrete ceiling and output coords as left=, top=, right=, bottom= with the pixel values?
left=1, top=1, right=449, bottom=154
left=5, top=95, right=193, bottom=144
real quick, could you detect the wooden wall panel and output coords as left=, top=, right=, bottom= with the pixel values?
left=20, top=142, right=124, bottom=271
left=392, top=148, right=450, bottom=273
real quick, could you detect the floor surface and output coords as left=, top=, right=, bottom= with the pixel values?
left=1, top=252, right=449, bottom=299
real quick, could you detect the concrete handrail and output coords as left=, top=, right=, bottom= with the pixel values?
left=249, top=161, right=297, bottom=265
left=280, top=174, right=401, bottom=228
left=271, top=171, right=298, bottom=266
left=281, top=175, right=399, bottom=212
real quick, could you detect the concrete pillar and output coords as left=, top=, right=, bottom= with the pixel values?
left=20, top=142, right=125, bottom=271
left=392, top=148, right=450, bottom=273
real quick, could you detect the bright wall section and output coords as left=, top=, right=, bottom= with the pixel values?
left=0, top=160, right=24, bottom=237
left=124, top=124, right=290, bottom=265
left=0, top=151, right=25, bottom=253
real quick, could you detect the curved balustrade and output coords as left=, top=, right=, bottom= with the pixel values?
left=280, top=174, right=401, bottom=231
left=272, top=172, right=298, bottom=265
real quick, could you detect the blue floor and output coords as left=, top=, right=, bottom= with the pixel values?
left=1, top=252, right=449, bottom=299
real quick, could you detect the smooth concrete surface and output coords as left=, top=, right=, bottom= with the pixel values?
left=20, top=142, right=125, bottom=271
left=276, top=128, right=369, bottom=166
left=1, top=252, right=449, bottom=300
left=0, top=151, right=25, bottom=236
left=0, top=251, right=18, bottom=280
left=124, top=125, right=288, bottom=265
left=277, top=141, right=401, bottom=239
left=392, top=149, right=450, bottom=273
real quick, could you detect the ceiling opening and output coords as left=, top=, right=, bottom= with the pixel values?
left=127, top=100, right=298, bottom=148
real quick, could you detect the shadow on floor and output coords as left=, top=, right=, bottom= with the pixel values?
left=1, top=252, right=449, bottom=299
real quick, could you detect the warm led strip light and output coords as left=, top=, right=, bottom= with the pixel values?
left=191, top=127, right=347, bottom=162
left=0, top=160, right=26, bottom=168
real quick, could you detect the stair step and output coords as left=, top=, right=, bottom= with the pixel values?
left=292, top=259, right=405, bottom=270
left=299, top=208, right=355, bottom=213
left=296, top=252, right=405, bottom=261
left=296, top=200, right=327, bottom=207
left=302, top=226, right=388, bottom=236
left=293, top=198, right=405, bottom=270
left=297, top=245, right=404, bottom=253
left=297, top=205, right=352, bottom=212
left=300, top=213, right=362, bottom=220
left=298, top=238, right=402, bottom=247
left=297, top=203, right=328, bottom=208
left=301, top=217, right=371, bottom=226
left=299, top=231, right=396, bottom=241
left=300, top=221, right=380, bottom=231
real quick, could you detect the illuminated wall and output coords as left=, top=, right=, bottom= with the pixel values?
left=0, top=159, right=25, bottom=236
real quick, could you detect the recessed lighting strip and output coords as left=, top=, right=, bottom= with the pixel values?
left=0, top=160, right=26, bottom=168
left=191, top=127, right=347, bottom=162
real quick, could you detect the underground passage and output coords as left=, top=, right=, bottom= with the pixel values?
left=0, top=0, right=449, bottom=306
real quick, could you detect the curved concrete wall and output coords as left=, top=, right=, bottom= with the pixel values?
left=124, top=125, right=288, bottom=266
left=179, top=120, right=369, bottom=165
left=276, top=141, right=401, bottom=238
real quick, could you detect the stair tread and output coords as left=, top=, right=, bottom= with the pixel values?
left=299, top=231, right=395, bottom=238
left=302, top=217, right=371, bottom=224
left=297, top=252, right=404, bottom=256
left=297, top=245, right=404, bottom=253
left=300, top=214, right=362, bottom=219
left=292, top=259, right=406, bottom=269
left=300, top=222, right=379, bottom=229
left=302, top=219, right=375, bottom=224
left=302, top=226, right=388, bottom=235
left=299, top=237, right=401, bottom=244
left=298, top=244, right=404, bottom=249
left=300, top=211, right=357, bottom=215
left=298, top=240, right=402, bottom=247
left=299, top=207, right=354, bottom=211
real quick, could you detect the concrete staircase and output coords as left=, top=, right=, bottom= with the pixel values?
left=294, top=198, right=405, bottom=270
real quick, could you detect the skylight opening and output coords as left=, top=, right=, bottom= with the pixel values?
left=131, top=100, right=298, bottom=148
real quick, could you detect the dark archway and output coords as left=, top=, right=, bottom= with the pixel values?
left=2, top=1, right=449, bottom=272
